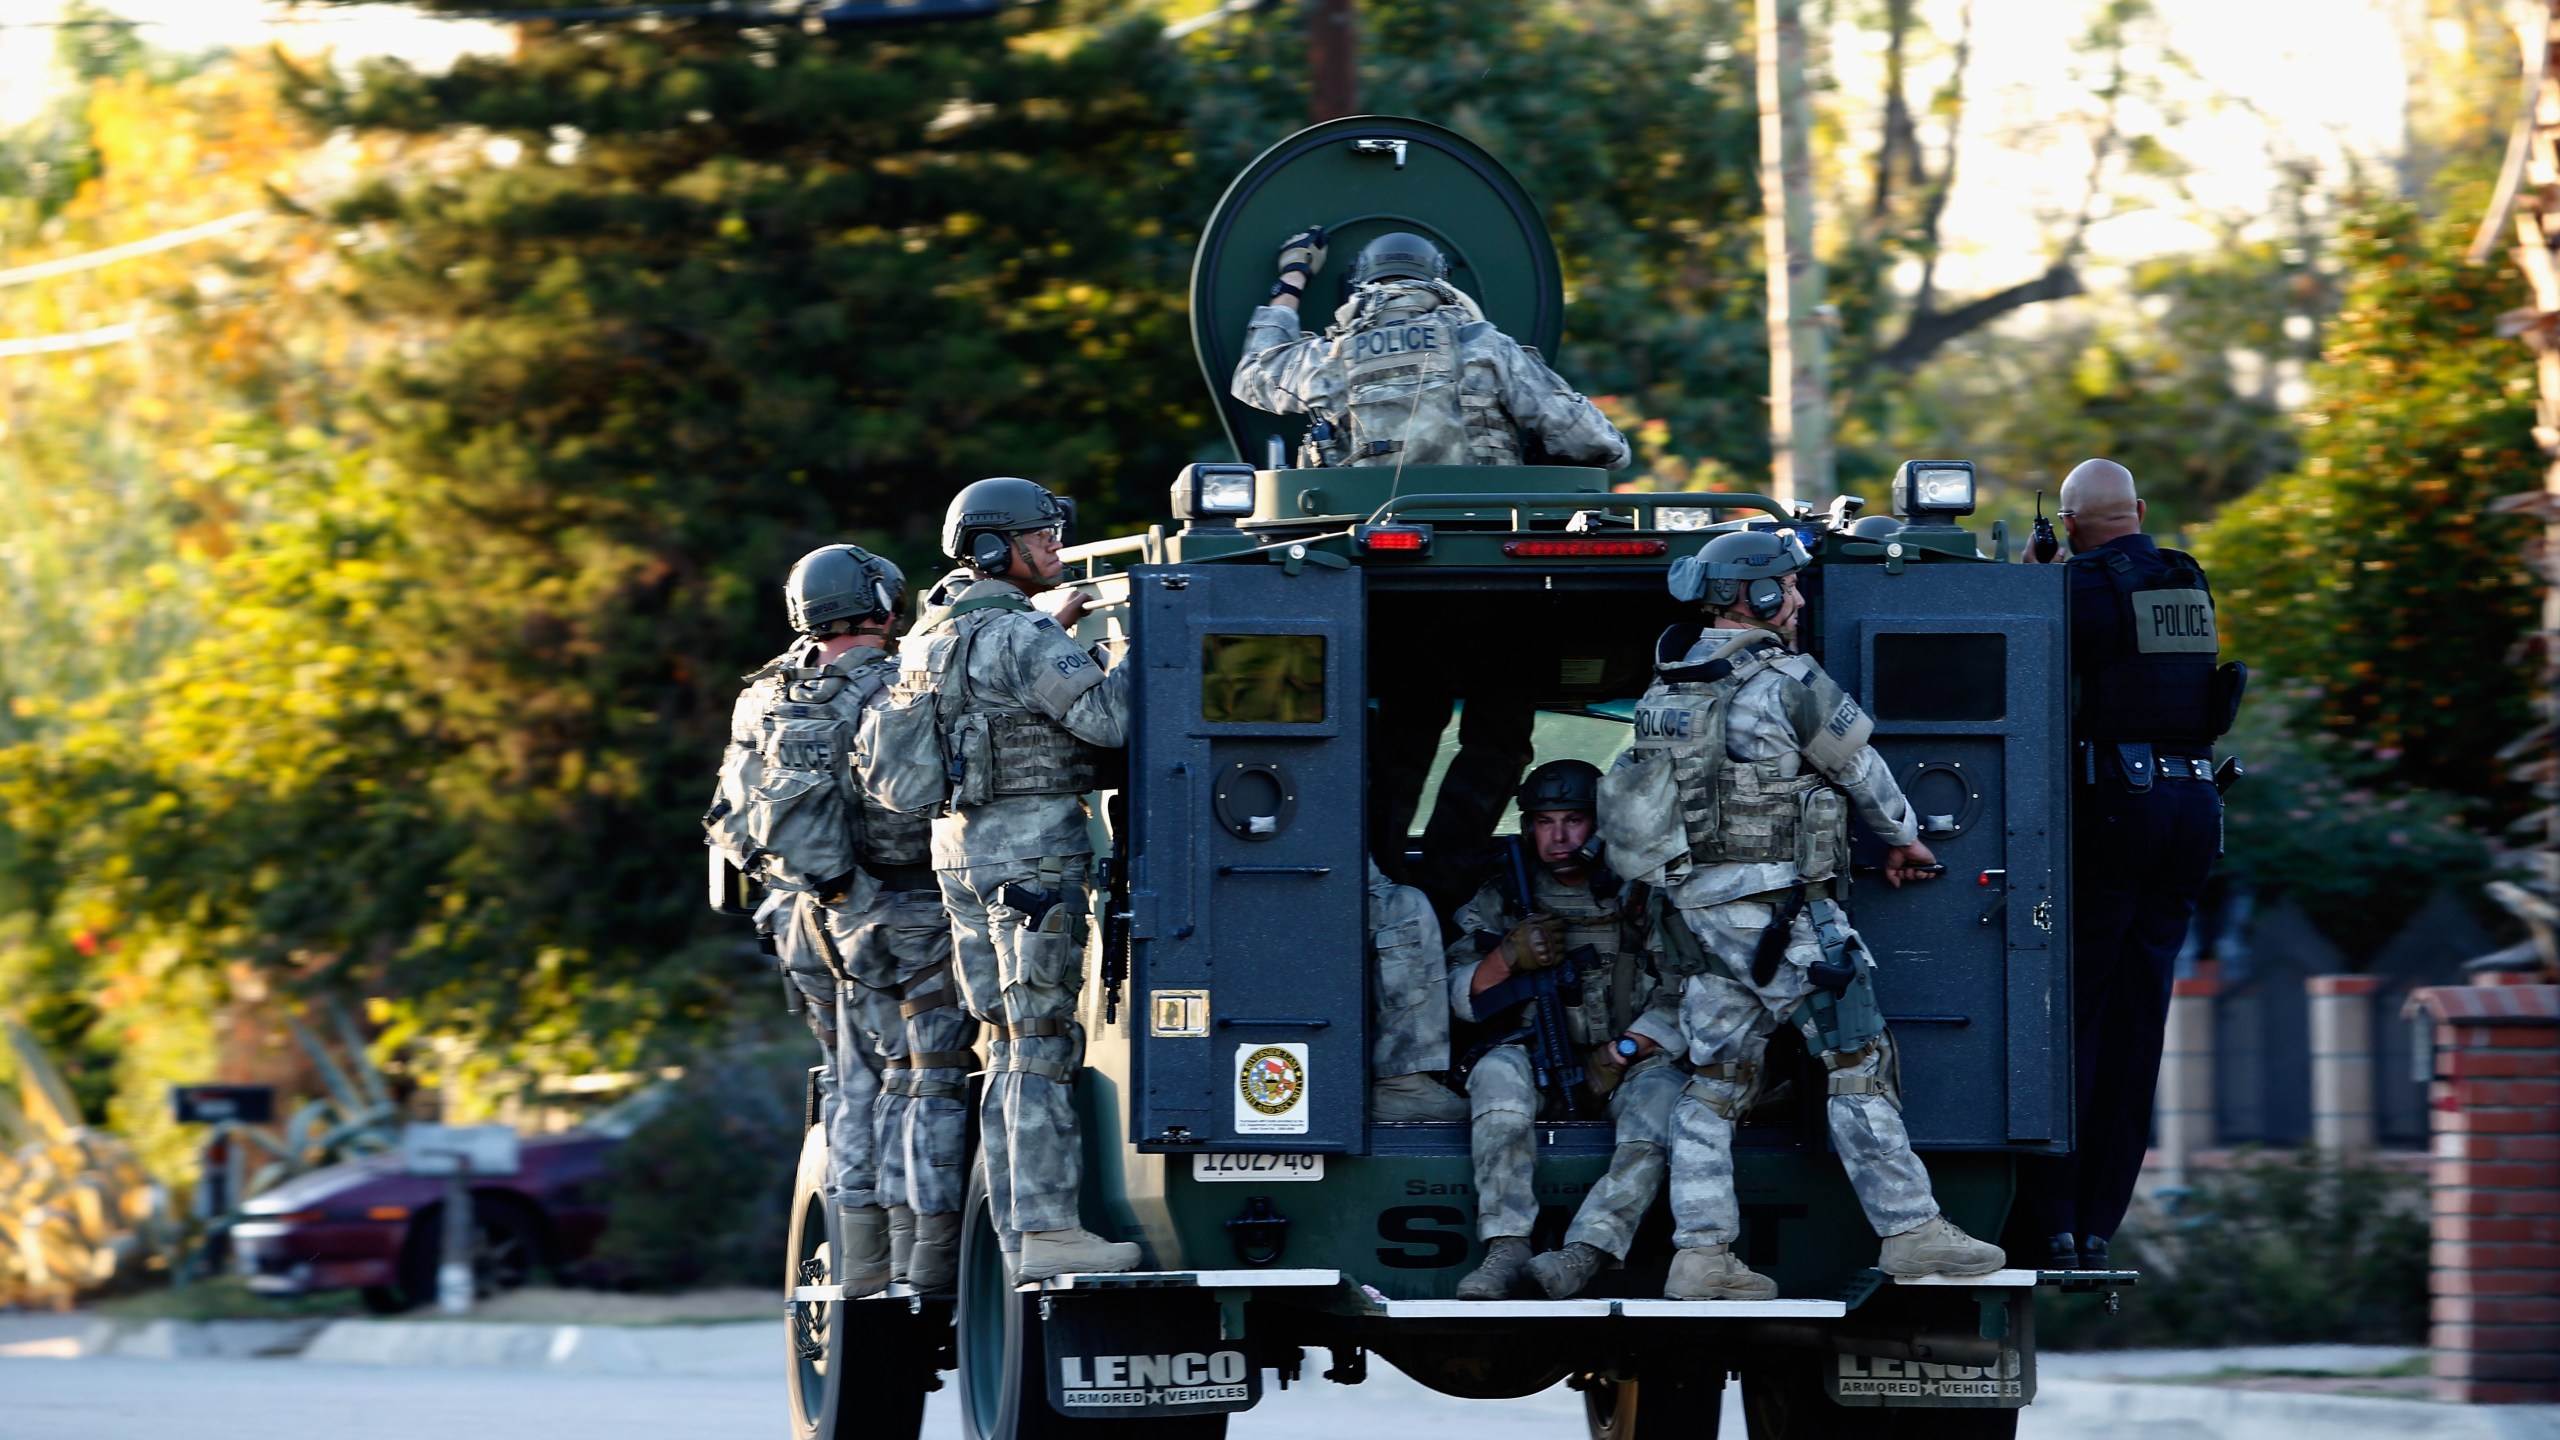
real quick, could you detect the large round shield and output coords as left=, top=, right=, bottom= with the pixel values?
left=1190, top=116, right=1565, bottom=466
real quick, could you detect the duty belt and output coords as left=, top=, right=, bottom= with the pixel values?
left=2154, top=755, right=2213, bottom=781
left=991, top=1017, right=1076, bottom=1041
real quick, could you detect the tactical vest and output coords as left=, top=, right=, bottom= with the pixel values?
left=911, top=596, right=1102, bottom=807
left=2075, top=545, right=2221, bottom=747
left=713, top=646, right=876, bottom=892
left=1331, top=285, right=1523, bottom=467
left=1630, top=628, right=1858, bottom=882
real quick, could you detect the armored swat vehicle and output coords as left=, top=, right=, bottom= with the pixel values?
left=781, top=117, right=2125, bottom=1440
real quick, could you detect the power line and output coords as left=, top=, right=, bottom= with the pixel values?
left=0, top=321, right=139, bottom=358
left=0, top=211, right=270, bottom=290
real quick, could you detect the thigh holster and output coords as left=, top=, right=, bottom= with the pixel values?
left=1683, top=1061, right=1760, bottom=1120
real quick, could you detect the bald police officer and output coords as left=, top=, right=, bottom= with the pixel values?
left=2020, top=458, right=2234, bottom=1271
left=1606, top=530, right=2005, bottom=1299
left=1230, top=228, right=1629, bottom=470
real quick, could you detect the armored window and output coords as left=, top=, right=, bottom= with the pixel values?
left=1872, top=633, right=2006, bottom=722
left=1201, top=634, right=1326, bottom=724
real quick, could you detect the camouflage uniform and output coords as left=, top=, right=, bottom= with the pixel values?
left=1230, top=280, right=1629, bottom=469
left=1607, top=627, right=1942, bottom=1253
left=1446, top=860, right=1676, bottom=1257
left=901, top=577, right=1130, bottom=1242
left=1367, top=861, right=1451, bottom=1081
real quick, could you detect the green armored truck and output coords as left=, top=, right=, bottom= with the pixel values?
left=779, top=117, right=2126, bottom=1440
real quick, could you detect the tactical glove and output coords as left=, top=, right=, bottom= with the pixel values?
left=1503, top=914, right=1567, bottom=972
left=1274, top=224, right=1328, bottom=293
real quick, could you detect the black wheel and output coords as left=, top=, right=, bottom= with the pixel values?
left=358, top=1285, right=408, bottom=1316
left=1585, top=1366, right=1725, bottom=1439
left=955, top=1164, right=1226, bottom=1440
left=787, top=1126, right=933, bottom=1440
left=395, top=1191, right=543, bottom=1309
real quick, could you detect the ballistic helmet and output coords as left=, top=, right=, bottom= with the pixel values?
left=942, top=477, right=1073, bottom=572
left=1667, top=528, right=1812, bottom=618
left=1516, top=759, right=1602, bottom=816
left=786, top=544, right=905, bottom=637
left=1350, top=231, right=1450, bottom=286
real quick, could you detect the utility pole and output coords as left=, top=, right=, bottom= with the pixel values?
left=1757, top=0, right=1831, bottom=506
left=1308, top=0, right=1358, bottom=122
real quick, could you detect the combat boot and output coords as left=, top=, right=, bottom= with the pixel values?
left=836, top=1205, right=891, bottom=1299
left=886, top=1205, right=917, bottom=1285
left=1663, top=1244, right=1778, bottom=1301
left=1454, top=1236, right=1534, bottom=1300
left=1017, top=1227, right=1142, bottom=1281
left=1370, top=1073, right=1468, bottom=1122
left=1878, top=1215, right=2006, bottom=1279
left=1525, top=1242, right=1611, bottom=1300
left=906, top=1211, right=961, bottom=1292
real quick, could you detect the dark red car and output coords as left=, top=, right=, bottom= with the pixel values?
left=230, top=1127, right=620, bottom=1313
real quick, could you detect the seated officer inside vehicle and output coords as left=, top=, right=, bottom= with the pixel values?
left=1443, top=760, right=1680, bottom=1301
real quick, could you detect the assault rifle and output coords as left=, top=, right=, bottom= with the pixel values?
left=1467, top=836, right=1590, bottom=1117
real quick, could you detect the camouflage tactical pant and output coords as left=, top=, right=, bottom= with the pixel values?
left=1666, top=898, right=1938, bottom=1251
left=1466, top=1047, right=1681, bottom=1254
left=850, top=889, right=973, bottom=1219
left=941, top=856, right=1091, bottom=1241
left=782, top=894, right=891, bottom=1209
left=1370, top=881, right=1452, bottom=1079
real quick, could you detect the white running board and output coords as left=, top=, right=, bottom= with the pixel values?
left=1033, top=1268, right=1344, bottom=1292
left=1617, top=1298, right=1851, bottom=1319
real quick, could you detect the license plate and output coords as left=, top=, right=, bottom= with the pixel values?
left=1191, top=1153, right=1324, bottom=1183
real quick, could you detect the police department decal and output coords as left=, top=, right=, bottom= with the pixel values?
left=1233, top=1043, right=1309, bottom=1135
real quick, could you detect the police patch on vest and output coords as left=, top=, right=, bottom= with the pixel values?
left=1351, top=323, right=1441, bottom=361
left=2132, top=588, right=2217, bottom=653
left=1634, top=701, right=1709, bottom=746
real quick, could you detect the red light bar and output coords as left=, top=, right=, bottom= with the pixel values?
left=1356, top=524, right=1432, bottom=554
left=1501, top=538, right=1670, bottom=559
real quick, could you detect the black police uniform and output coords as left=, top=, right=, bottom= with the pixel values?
left=2027, top=532, right=2228, bottom=1264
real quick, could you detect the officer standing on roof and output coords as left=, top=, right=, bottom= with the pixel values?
left=897, top=478, right=1139, bottom=1280
left=707, top=545, right=962, bottom=1298
left=1446, top=760, right=1679, bottom=1302
left=2017, top=458, right=2234, bottom=1271
left=1230, top=227, right=1631, bottom=470
left=1604, top=529, right=2006, bottom=1299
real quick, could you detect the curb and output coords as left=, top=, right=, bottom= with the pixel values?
left=299, top=1318, right=769, bottom=1376
left=2031, top=1377, right=2560, bottom=1439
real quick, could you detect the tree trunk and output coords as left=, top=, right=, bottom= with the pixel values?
left=1308, top=0, right=1358, bottom=123
left=1757, top=0, right=1829, bottom=506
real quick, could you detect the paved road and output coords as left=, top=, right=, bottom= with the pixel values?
left=0, top=1354, right=1690, bottom=1440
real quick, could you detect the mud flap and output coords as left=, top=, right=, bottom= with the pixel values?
left=1824, top=1289, right=2035, bottom=1410
left=1041, top=1290, right=1263, bottom=1419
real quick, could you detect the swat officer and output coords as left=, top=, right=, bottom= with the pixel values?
left=708, top=544, right=961, bottom=1298
left=1447, top=760, right=1679, bottom=1302
left=1604, top=529, right=2006, bottom=1299
left=1367, top=859, right=1470, bottom=1122
left=898, top=477, right=1139, bottom=1280
left=2018, top=458, right=2230, bottom=1270
left=1230, top=227, right=1630, bottom=470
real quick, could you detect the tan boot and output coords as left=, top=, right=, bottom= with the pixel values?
left=836, top=1205, right=891, bottom=1299
left=1454, top=1236, right=1534, bottom=1300
left=1370, top=1073, right=1468, bottom=1122
left=1878, top=1215, right=2005, bottom=1278
left=906, top=1211, right=961, bottom=1292
left=885, top=1205, right=917, bottom=1285
left=1664, top=1244, right=1778, bottom=1301
left=1526, top=1242, right=1612, bottom=1300
left=1016, top=1227, right=1141, bottom=1281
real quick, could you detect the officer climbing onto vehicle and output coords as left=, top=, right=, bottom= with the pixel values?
left=2017, top=458, right=2236, bottom=1271
left=869, top=477, right=1140, bottom=1281
left=1229, top=227, right=1630, bottom=470
left=1603, top=529, right=2007, bottom=1299
left=706, top=543, right=961, bottom=1299
left=1447, top=760, right=1680, bottom=1301
left=1367, top=859, right=1470, bottom=1122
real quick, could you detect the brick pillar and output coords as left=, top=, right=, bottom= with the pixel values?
left=2309, top=973, right=2381, bottom=1153
left=2403, top=984, right=2560, bottom=1405
left=2153, top=974, right=2218, bottom=1185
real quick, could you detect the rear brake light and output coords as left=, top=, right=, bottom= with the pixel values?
left=366, top=1206, right=411, bottom=1221
left=1355, top=524, right=1432, bottom=554
left=1501, top=538, right=1670, bottom=559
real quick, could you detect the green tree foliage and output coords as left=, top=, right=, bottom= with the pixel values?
left=2189, top=195, right=2540, bottom=801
